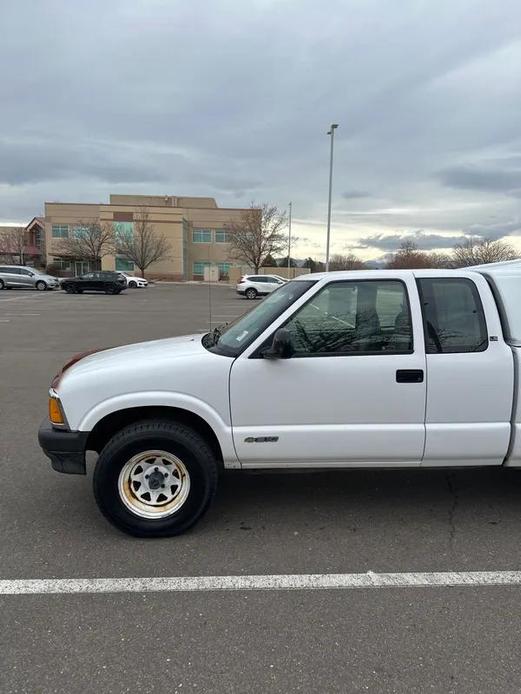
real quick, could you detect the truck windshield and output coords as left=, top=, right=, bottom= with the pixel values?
left=209, top=280, right=316, bottom=357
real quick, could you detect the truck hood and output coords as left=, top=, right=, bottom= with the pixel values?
left=61, top=334, right=206, bottom=381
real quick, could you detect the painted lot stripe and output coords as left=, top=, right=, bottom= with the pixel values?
left=3, top=571, right=521, bottom=595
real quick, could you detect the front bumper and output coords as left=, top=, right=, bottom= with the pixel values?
left=38, top=419, right=89, bottom=474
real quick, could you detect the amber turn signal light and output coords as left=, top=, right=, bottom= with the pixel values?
left=49, top=396, right=65, bottom=425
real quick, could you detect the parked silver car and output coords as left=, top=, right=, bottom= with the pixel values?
left=0, top=265, right=60, bottom=291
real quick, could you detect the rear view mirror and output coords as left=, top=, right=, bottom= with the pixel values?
left=263, top=328, right=294, bottom=359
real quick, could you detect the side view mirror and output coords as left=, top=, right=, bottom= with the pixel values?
left=263, top=328, right=294, bottom=359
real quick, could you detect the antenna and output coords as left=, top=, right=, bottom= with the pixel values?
left=208, top=238, right=212, bottom=331
left=288, top=201, right=292, bottom=279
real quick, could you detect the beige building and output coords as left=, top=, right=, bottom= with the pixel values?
left=44, top=194, right=250, bottom=280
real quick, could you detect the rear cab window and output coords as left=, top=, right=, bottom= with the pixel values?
left=416, top=277, right=488, bottom=353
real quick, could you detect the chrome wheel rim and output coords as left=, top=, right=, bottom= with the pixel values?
left=118, top=450, right=191, bottom=519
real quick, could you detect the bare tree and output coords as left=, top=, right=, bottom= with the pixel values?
left=115, top=208, right=170, bottom=277
left=57, top=221, right=115, bottom=270
left=329, top=252, right=365, bottom=270
left=452, top=237, right=518, bottom=267
left=226, top=203, right=287, bottom=273
left=426, top=251, right=452, bottom=268
left=0, top=226, right=26, bottom=264
left=385, top=241, right=431, bottom=269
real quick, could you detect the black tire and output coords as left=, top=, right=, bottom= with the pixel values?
left=129, top=281, right=137, bottom=288
left=0, top=279, right=4, bottom=290
left=35, top=280, right=47, bottom=291
left=245, top=287, right=257, bottom=299
left=93, top=420, right=219, bottom=537
left=64, top=285, right=75, bottom=294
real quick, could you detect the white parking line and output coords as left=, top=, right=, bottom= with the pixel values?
left=2, top=571, right=521, bottom=595
left=0, top=297, right=33, bottom=303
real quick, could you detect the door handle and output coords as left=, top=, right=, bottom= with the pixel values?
left=396, top=369, right=424, bottom=383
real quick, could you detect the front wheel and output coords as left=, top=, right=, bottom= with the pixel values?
left=245, top=287, right=257, bottom=299
left=64, top=285, right=75, bottom=294
left=0, top=279, right=5, bottom=290
left=93, top=420, right=219, bottom=537
left=35, top=280, right=47, bottom=291
left=129, top=281, right=137, bottom=288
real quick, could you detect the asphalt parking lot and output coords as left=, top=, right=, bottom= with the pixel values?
left=3, top=283, right=521, bottom=693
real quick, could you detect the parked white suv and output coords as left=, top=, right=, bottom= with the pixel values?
left=236, top=274, right=286, bottom=299
left=120, top=272, right=148, bottom=288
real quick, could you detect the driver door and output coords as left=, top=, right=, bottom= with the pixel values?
left=229, top=276, right=426, bottom=467
left=78, top=273, right=95, bottom=290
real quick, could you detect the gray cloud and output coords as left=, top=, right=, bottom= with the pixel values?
left=342, top=190, right=372, bottom=199
left=439, top=164, right=521, bottom=193
left=357, top=219, right=521, bottom=252
left=356, top=231, right=464, bottom=252
left=1, top=0, right=521, bottom=263
left=465, top=219, right=521, bottom=241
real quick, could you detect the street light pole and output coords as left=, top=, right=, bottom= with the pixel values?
left=325, top=123, right=338, bottom=272
left=287, top=201, right=292, bottom=279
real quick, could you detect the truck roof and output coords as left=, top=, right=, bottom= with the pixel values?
left=294, top=267, right=497, bottom=281
left=296, top=261, right=521, bottom=344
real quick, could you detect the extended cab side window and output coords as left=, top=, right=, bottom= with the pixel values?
left=417, top=278, right=488, bottom=353
left=283, top=280, right=413, bottom=355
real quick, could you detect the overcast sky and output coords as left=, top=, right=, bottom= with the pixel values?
left=1, top=0, right=521, bottom=260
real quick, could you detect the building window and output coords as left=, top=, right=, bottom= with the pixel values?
left=113, top=221, right=134, bottom=239
left=52, top=224, right=69, bottom=239
left=217, top=262, right=231, bottom=279
left=52, top=258, right=72, bottom=271
left=215, top=229, right=231, bottom=243
left=115, top=257, right=135, bottom=271
left=192, top=229, right=212, bottom=243
left=72, top=225, right=90, bottom=239
left=193, top=261, right=210, bottom=276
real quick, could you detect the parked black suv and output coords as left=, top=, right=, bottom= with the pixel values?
left=61, top=271, right=127, bottom=295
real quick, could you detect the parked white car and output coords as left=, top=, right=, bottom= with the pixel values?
left=236, top=274, right=286, bottom=299
left=39, top=262, right=521, bottom=537
left=120, top=272, right=148, bottom=288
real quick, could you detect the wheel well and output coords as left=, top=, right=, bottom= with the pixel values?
left=86, top=406, right=224, bottom=466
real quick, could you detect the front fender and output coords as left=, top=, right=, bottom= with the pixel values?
left=77, top=391, right=239, bottom=467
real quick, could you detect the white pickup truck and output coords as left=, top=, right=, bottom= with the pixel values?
left=39, top=261, right=521, bottom=537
